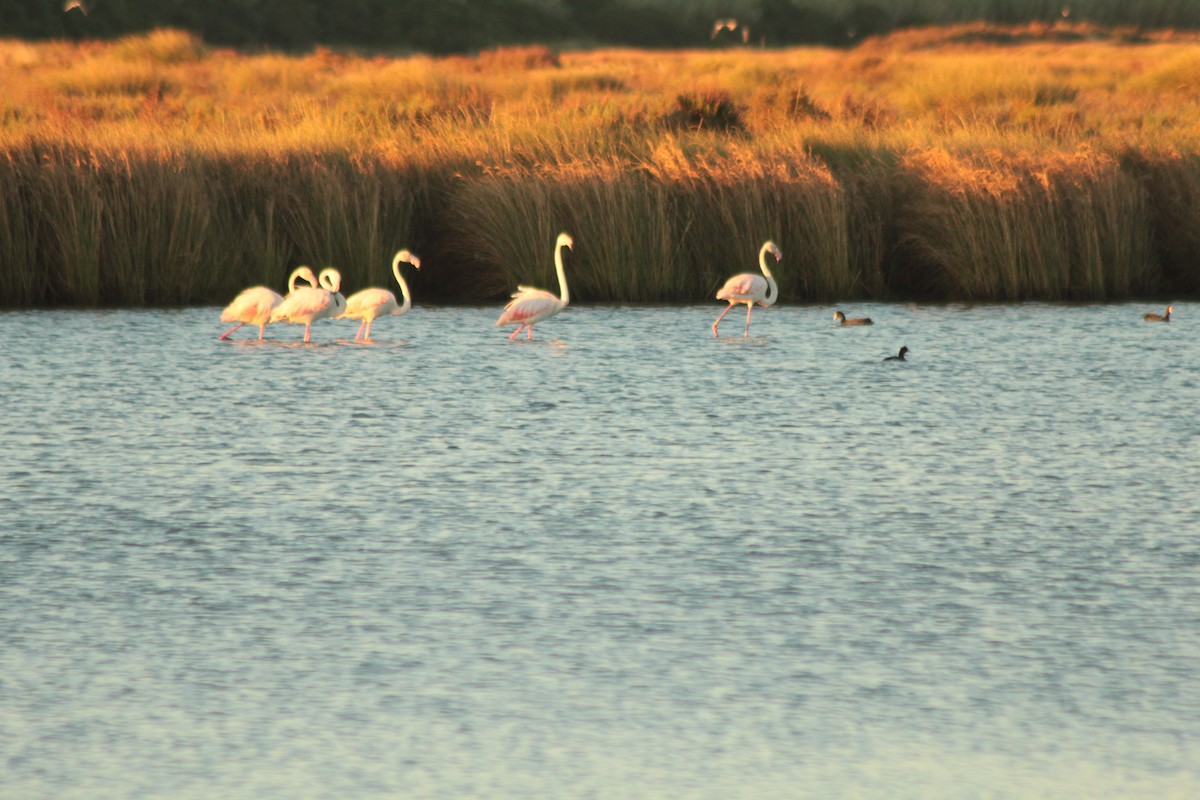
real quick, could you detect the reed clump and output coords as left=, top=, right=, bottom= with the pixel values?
left=2, top=26, right=1199, bottom=306
left=1122, top=148, right=1200, bottom=297
left=893, top=148, right=1156, bottom=300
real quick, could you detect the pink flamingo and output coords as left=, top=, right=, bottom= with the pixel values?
left=269, top=267, right=346, bottom=343
left=339, top=249, right=420, bottom=341
left=219, top=266, right=318, bottom=341
left=496, top=232, right=573, bottom=341
left=712, top=240, right=781, bottom=338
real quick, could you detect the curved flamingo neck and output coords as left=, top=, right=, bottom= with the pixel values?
left=319, top=268, right=341, bottom=293
left=392, top=253, right=413, bottom=314
left=555, top=241, right=570, bottom=306
left=759, top=243, right=778, bottom=308
left=288, top=266, right=317, bottom=292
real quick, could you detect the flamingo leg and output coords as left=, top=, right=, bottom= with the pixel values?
left=712, top=303, right=734, bottom=337
left=303, top=323, right=312, bottom=343
left=744, top=302, right=753, bottom=336
left=526, top=325, right=533, bottom=340
left=257, top=324, right=267, bottom=341
left=219, top=322, right=245, bottom=340
left=364, top=320, right=373, bottom=340
left=508, top=325, right=524, bottom=341
left=355, top=320, right=367, bottom=340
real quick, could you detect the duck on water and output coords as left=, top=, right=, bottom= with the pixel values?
left=1144, top=305, right=1173, bottom=322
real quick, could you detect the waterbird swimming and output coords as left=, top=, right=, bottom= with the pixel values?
left=884, top=346, right=909, bottom=361
left=712, top=241, right=781, bottom=338
left=496, top=233, right=573, bottom=341
left=834, top=310, right=873, bottom=326
left=1143, top=305, right=1172, bottom=322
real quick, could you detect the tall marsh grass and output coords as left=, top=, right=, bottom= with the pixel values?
left=1, top=26, right=1198, bottom=306
left=893, top=148, right=1156, bottom=300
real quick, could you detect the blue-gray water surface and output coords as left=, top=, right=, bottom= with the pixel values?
left=1, top=303, right=1197, bottom=799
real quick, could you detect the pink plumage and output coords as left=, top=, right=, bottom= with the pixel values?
left=220, top=287, right=281, bottom=341
left=269, top=268, right=345, bottom=343
left=496, top=233, right=574, bottom=340
left=716, top=274, right=770, bottom=304
left=218, top=266, right=317, bottom=342
left=711, top=241, right=782, bottom=338
left=498, top=289, right=560, bottom=324
left=339, top=249, right=420, bottom=340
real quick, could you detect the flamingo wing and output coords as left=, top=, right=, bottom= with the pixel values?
left=270, top=287, right=333, bottom=323
left=343, top=288, right=397, bottom=320
left=497, top=288, right=560, bottom=325
left=221, top=287, right=281, bottom=325
left=716, top=273, right=767, bottom=303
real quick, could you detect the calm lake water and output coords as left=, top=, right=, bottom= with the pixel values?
left=1, top=303, right=1197, bottom=799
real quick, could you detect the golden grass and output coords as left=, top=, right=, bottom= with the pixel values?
left=1, top=24, right=1199, bottom=305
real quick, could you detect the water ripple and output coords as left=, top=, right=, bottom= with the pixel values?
left=0, top=303, right=1197, bottom=799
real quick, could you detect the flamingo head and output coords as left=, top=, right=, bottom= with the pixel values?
left=766, top=241, right=782, bottom=261
left=557, top=232, right=574, bottom=251
left=395, top=249, right=421, bottom=270
left=319, top=267, right=342, bottom=293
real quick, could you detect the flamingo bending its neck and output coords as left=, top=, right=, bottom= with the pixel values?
left=269, top=267, right=346, bottom=343
left=496, top=232, right=573, bottom=340
left=339, top=249, right=420, bottom=340
left=219, top=266, right=317, bottom=341
left=712, top=240, right=781, bottom=338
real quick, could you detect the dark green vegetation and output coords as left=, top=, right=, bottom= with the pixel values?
left=9, top=0, right=1200, bottom=52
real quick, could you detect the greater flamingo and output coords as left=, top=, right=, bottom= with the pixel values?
left=712, top=240, right=781, bottom=338
left=219, top=266, right=317, bottom=341
left=269, top=267, right=346, bottom=343
left=1144, top=305, right=1173, bottom=322
left=339, top=249, right=420, bottom=341
left=496, top=232, right=573, bottom=341
left=834, top=310, right=873, bottom=326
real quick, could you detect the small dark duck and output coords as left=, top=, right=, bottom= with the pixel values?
left=834, top=310, right=873, bottom=326
left=884, top=346, right=909, bottom=361
left=1143, top=305, right=1172, bottom=322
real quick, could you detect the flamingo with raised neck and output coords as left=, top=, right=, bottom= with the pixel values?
left=496, top=232, right=574, bottom=341
left=712, top=240, right=781, bottom=338
left=340, top=249, right=421, bottom=340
